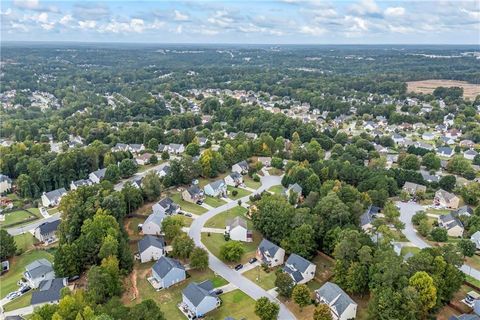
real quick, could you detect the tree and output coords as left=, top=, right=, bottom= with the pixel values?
left=0, top=229, right=16, bottom=259
left=189, top=247, right=209, bottom=270
left=87, top=256, right=123, bottom=304
left=292, top=284, right=311, bottom=311
left=122, top=182, right=143, bottom=214
left=252, top=194, right=294, bottom=244
left=408, top=271, right=437, bottom=317
left=142, top=171, right=162, bottom=201
left=220, top=241, right=245, bottom=262
left=149, top=154, right=158, bottom=165
left=171, top=233, right=194, bottom=259
left=99, top=234, right=119, bottom=260
left=271, top=157, right=283, bottom=169
left=129, top=299, right=165, bottom=320
left=147, top=138, right=159, bottom=151
left=119, top=159, right=137, bottom=178
left=199, top=149, right=226, bottom=178
left=411, top=211, right=427, bottom=226
left=161, top=216, right=184, bottom=241
left=417, top=219, right=431, bottom=237
left=281, top=224, right=317, bottom=259
left=161, top=151, right=169, bottom=160
left=457, top=239, right=476, bottom=258
left=313, top=304, right=333, bottom=320
left=422, top=153, right=441, bottom=170
left=400, top=154, right=420, bottom=170
left=346, top=262, right=369, bottom=295
left=430, top=227, right=448, bottom=242
left=185, top=143, right=200, bottom=157
left=254, top=297, right=279, bottom=320
left=105, top=164, right=121, bottom=183
left=439, top=175, right=456, bottom=192
left=275, top=271, right=295, bottom=298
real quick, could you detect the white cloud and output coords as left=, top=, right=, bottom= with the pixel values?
left=59, top=14, right=73, bottom=26
left=388, top=24, right=413, bottom=33
left=175, top=25, right=183, bottom=34
left=207, top=10, right=234, bottom=28
left=101, top=19, right=145, bottom=33
left=461, top=8, right=480, bottom=20
left=174, top=10, right=189, bottom=21
left=37, top=12, right=48, bottom=23
left=196, top=26, right=220, bottom=36
left=41, top=22, right=54, bottom=30
left=299, top=25, right=326, bottom=36
left=10, top=22, right=29, bottom=32
left=350, top=0, right=380, bottom=15
left=78, top=20, right=96, bottom=30
left=345, top=15, right=369, bottom=32
left=384, top=7, right=405, bottom=17
left=13, top=0, right=39, bottom=10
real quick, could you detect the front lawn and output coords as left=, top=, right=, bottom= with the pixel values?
left=242, top=266, right=277, bottom=290
left=0, top=209, right=38, bottom=227
left=14, top=233, right=39, bottom=252
left=170, top=193, right=207, bottom=215
left=400, top=246, right=421, bottom=256
left=3, top=291, right=32, bottom=312
left=268, top=185, right=285, bottom=195
left=204, top=196, right=227, bottom=208
left=227, top=186, right=251, bottom=200
left=243, top=176, right=261, bottom=189
left=206, top=289, right=259, bottom=320
left=268, top=168, right=283, bottom=176
left=204, top=206, right=249, bottom=229
left=0, top=250, right=53, bottom=299
left=201, top=232, right=261, bottom=265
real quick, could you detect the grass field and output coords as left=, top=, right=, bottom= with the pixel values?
left=407, top=79, right=480, bottom=100
left=14, top=233, right=38, bottom=252
left=201, top=232, right=261, bottom=265
left=3, top=291, right=32, bottom=312
left=425, top=208, right=451, bottom=215
left=204, top=196, right=227, bottom=208
left=227, top=186, right=251, bottom=200
left=243, top=266, right=277, bottom=290
left=0, top=250, right=53, bottom=299
left=243, top=176, right=261, bottom=189
left=205, top=289, right=259, bottom=320
left=204, top=206, right=249, bottom=229
left=170, top=193, right=207, bottom=215
left=465, top=255, right=480, bottom=270
left=124, top=262, right=227, bottom=319
left=268, top=185, right=285, bottom=195
left=0, top=210, right=38, bottom=227
left=400, top=246, right=421, bottom=256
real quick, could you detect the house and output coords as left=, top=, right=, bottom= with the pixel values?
left=437, top=146, right=454, bottom=158
left=181, top=280, right=220, bottom=318
left=168, top=143, right=185, bottom=155
left=157, top=165, right=170, bottom=178
left=438, top=213, right=464, bottom=237
left=30, top=278, right=67, bottom=306
left=225, top=217, right=252, bottom=242
left=70, top=179, right=92, bottom=190
left=453, top=206, right=474, bottom=217
left=198, top=137, right=208, bottom=147
left=151, top=256, right=186, bottom=289
left=112, top=143, right=129, bottom=152
left=128, top=144, right=145, bottom=154
left=204, top=179, right=227, bottom=198
left=446, top=129, right=462, bottom=140
left=315, top=282, right=358, bottom=320
left=435, top=189, right=460, bottom=209
left=232, top=160, right=249, bottom=175
left=286, top=183, right=303, bottom=201
left=257, top=157, right=272, bottom=167
left=470, top=231, right=480, bottom=250
left=24, top=259, right=55, bottom=289
left=422, top=132, right=436, bottom=141
left=392, top=134, right=405, bottom=144
left=142, top=212, right=165, bottom=236
left=402, top=182, right=427, bottom=195
left=182, top=185, right=205, bottom=204
left=460, top=140, right=475, bottom=148
left=464, top=149, right=478, bottom=161
left=225, top=172, right=243, bottom=187
left=135, top=153, right=153, bottom=165
left=420, top=170, right=440, bottom=183
left=284, top=254, right=316, bottom=284
left=89, top=168, right=106, bottom=184
left=152, top=197, right=180, bottom=216
left=131, top=176, right=143, bottom=189
left=138, top=235, right=165, bottom=263
left=41, top=188, right=67, bottom=207
left=34, top=219, right=61, bottom=243
left=0, top=174, right=12, bottom=194
left=440, top=136, right=456, bottom=145
left=359, top=205, right=381, bottom=231
left=256, top=239, right=285, bottom=267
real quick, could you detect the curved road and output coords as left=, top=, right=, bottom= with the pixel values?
left=397, top=201, right=480, bottom=280
left=188, top=175, right=296, bottom=320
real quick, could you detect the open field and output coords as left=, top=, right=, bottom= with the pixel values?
left=201, top=231, right=261, bottom=265
left=407, top=79, right=480, bottom=100
left=204, top=206, right=249, bottom=229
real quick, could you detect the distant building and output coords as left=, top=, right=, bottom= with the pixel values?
left=0, top=174, right=13, bottom=194
left=438, top=213, right=464, bottom=237
left=225, top=172, right=243, bottom=187
left=70, top=179, right=93, bottom=190
left=232, top=161, right=249, bottom=175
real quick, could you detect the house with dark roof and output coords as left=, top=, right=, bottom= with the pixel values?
left=167, top=143, right=185, bottom=155
left=464, top=149, right=478, bottom=161
left=142, top=212, right=165, bottom=236
left=435, top=189, right=460, bottom=209
left=41, top=188, right=67, bottom=207
left=153, top=197, right=180, bottom=216
left=31, top=278, right=67, bottom=306
left=359, top=205, right=381, bottom=231
left=225, top=217, right=252, bottom=242
left=182, top=185, right=205, bottom=204
left=89, top=168, right=107, bottom=184
left=138, top=235, right=165, bottom=263
left=470, top=231, right=480, bottom=250
left=112, top=143, right=129, bottom=152
left=151, top=256, right=186, bottom=289
left=0, top=174, right=13, bottom=194
left=315, top=282, right=357, bottom=320
left=34, top=219, right=61, bottom=243
left=181, top=280, right=220, bottom=318
left=437, top=146, right=454, bottom=158
left=232, top=161, right=249, bottom=175
left=204, top=179, right=227, bottom=198
left=283, top=253, right=316, bottom=284
left=24, top=259, right=55, bottom=288
left=438, top=213, right=464, bottom=237
left=70, top=179, right=93, bottom=190
left=225, top=172, right=243, bottom=187
left=256, top=239, right=285, bottom=267
left=156, top=165, right=170, bottom=177
left=128, top=144, right=145, bottom=154
left=454, top=206, right=474, bottom=217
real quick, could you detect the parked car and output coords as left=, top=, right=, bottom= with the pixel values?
left=196, top=200, right=203, bottom=205
left=214, top=289, right=223, bottom=295
left=249, top=257, right=257, bottom=264
left=234, top=264, right=243, bottom=271
left=68, top=275, right=80, bottom=282
left=20, top=286, right=31, bottom=294
left=6, top=292, right=19, bottom=300
left=178, top=211, right=184, bottom=215
left=185, top=213, right=192, bottom=217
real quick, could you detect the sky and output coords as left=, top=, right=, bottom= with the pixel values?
left=1, top=0, right=479, bottom=44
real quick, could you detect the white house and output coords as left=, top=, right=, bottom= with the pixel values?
left=0, top=174, right=12, bottom=194
left=138, top=235, right=165, bottom=263
left=464, top=149, right=478, bottom=161
left=24, top=259, right=55, bottom=289
left=152, top=197, right=180, bottom=215
left=34, top=219, right=61, bottom=243
left=256, top=239, right=285, bottom=267
left=142, top=212, right=165, bottom=236
left=70, top=179, right=93, bottom=190
left=437, top=146, right=454, bottom=158
left=181, top=280, right=220, bottom=318
left=283, top=253, right=316, bottom=284
left=204, top=179, right=227, bottom=198
left=89, top=168, right=107, bottom=184
left=422, top=132, right=436, bottom=141
left=232, top=160, right=249, bottom=175
left=167, top=143, right=185, bottom=155
left=151, top=256, right=186, bottom=289
left=135, top=153, right=153, bottom=165
left=225, top=216, right=252, bottom=242
left=224, top=172, right=243, bottom=187
left=41, top=188, right=67, bottom=207
left=315, top=282, right=358, bottom=320
left=157, top=165, right=170, bottom=178
left=438, top=213, right=464, bottom=237
left=470, top=231, right=480, bottom=250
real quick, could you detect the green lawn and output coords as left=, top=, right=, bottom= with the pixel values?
left=47, top=207, right=59, bottom=215
left=268, top=185, right=285, bottom=195
left=242, top=266, right=277, bottom=290
left=268, top=168, right=283, bottom=176
left=204, top=206, right=249, bottom=229
left=170, top=193, right=207, bottom=215
left=128, top=262, right=226, bottom=319
left=3, top=292, right=32, bottom=312
left=400, top=246, right=421, bottom=256
left=425, top=208, right=451, bottom=215
left=465, top=255, right=480, bottom=270
left=14, top=233, right=38, bottom=252
left=0, top=210, right=38, bottom=227
left=227, top=186, right=251, bottom=200
left=204, top=196, right=227, bottom=208
left=201, top=232, right=261, bottom=265
left=0, top=250, right=53, bottom=299
left=243, top=176, right=261, bottom=189
left=205, top=289, right=259, bottom=320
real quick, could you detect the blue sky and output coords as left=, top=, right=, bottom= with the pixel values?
left=1, top=0, right=479, bottom=44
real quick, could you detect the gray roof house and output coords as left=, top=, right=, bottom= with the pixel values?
left=0, top=174, right=13, bottom=194
left=283, top=253, right=316, bottom=284
left=70, top=179, right=93, bottom=190
left=182, top=185, right=205, bottom=204
left=225, top=172, right=243, bottom=187
left=204, top=179, right=227, bottom=198
left=438, top=213, right=464, bottom=237
left=232, top=160, right=249, bottom=174
left=471, top=231, right=480, bottom=250
left=225, top=216, right=252, bottom=242
left=151, top=256, right=186, bottom=289
left=31, top=278, right=67, bottom=306
left=420, top=170, right=440, bottom=183
left=453, top=206, right=474, bottom=217
left=256, top=239, right=285, bottom=267
left=359, top=205, right=381, bottom=231
left=152, top=197, right=180, bottom=215
left=24, top=259, right=55, bottom=289
left=142, top=212, right=165, bottom=236
left=89, top=168, right=107, bottom=184
left=402, top=182, right=427, bottom=195
left=34, top=219, right=61, bottom=243
left=315, top=282, right=358, bottom=320
left=181, top=280, right=220, bottom=318
left=138, top=235, right=165, bottom=263
left=437, top=146, right=454, bottom=158
left=41, top=188, right=67, bottom=207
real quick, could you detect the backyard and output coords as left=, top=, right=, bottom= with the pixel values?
left=204, top=206, right=249, bottom=229
left=14, top=233, right=39, bottom=252
left=201, top=231, right=262, bottom=265
left=0, top=209, right=40, bottom=228
left=205, top=289, right=259, bottom=320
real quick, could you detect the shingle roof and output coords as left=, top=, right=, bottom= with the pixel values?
left=284, top=254, right=313, bottom=282
left=227, top=216, right=247, bottom=230
left=207, top=179, right=226, bottom=191
left=152, top=256, right=184, bottom=278
left=436, top=189, right=457, bottom=201
left=288, top=183, right=302, bottom=194
left=144, top=212, right=165, bottom=227
left=91, top=168, right=106, bottom=179
left=138, top=235, right=165, bottom=254
left=37, top=219, right=61, bottom=236
left=316, top=282, right=356, bottom=317
left=0, top=174, right=12, bottom=183
left=25, top=259, right=53, bottom=280
left=31, top=278, right=66, bottom=305
left=229, top=172, right=242, bottom=180
left=187, top=185, right=203, bottom=196
left=258, top=239, right=281, bottom=257
left=235, top=160, right=249, bottom=170
left=71, top=179, right=91, bottom=187
left=183, top=280, right=215, bottom=307
left=43, top=188, right=67, bottom=202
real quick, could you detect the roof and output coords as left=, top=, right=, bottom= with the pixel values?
left=229, top=172, right=242, bottom=180
left=258, top=238, right=281, bottom=257
left=227, top=216, right=247, bottom=230
left=43, top=188, right=67, bottom=202
left=91, top=168, right=106, bottom=179
left=152, top=256, right=184, bottom=278
left=158, top=197, right=174, bottom=209
left=471, top=231, right=480, bottom=241
left=234, top=160, right=249, bottom=170
left=206, top=179, right=226, bottom=191
left=138, top=235, right=165, bottom=253
left=454, top=206, right=473, bottom=216
left=186, top=185, right=203, bottom=196
left=449, top=315, right=480, bottom=320
left=436, top=189, right=457, bottom=201
left=71, top=179, right=91, bottom=187
left=0, top=174, right=12, bottom=183
left=437, top=146, right=453, bottom=155
left=284, top=254, right=313, bottom=282
left=360, top=205, right=380, bottom=227
left=183, top=280, right=215, bottom=307
left=439, top=214, right=463, bottom=230
left=31, top=278, right=66, bottom=305
left=25, top=259, right=53, bottom=279
left=288, top=183, right=302, bottom=194
left=169, top=143, right=184, bottom=150
left=144, top=212, right=165, bottom=227
left=36, top=219, right=61, bottom=236
left=316, top=282, right=356, bottom=317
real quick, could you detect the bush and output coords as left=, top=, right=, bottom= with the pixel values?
left=253, top=174, right=260, bottom=182
left=430, top=227, right=448, bottom=242
left=412, top=211, right=427, bottom=225
left=232, top=190, right=238, bottom=197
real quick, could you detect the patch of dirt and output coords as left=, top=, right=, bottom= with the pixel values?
left=407, top=79, right=480, bottom=100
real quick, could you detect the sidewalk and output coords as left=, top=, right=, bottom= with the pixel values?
left=201, top=227, right=225, bottom=234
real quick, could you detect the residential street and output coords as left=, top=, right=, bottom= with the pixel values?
left=397, top=201, right=480, bottom=280
left=6, top=213, right=61, bottom=236
left=188, top=174, right=296, bottom=320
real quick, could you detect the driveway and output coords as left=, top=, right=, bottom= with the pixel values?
left=397, top=201, right=480, bottom=280
left=188, top=175, right=296, bottom=320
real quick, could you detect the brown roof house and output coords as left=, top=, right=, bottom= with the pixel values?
left=434, top=189, right=460, bottom=209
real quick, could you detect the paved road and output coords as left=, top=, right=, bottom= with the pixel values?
left=6, top=213, right=61, bottom=236
left=114, top=162, right=170, bottom=191
left=189, top=175, right=296, bottom=320
left=397, top=201, right=480, bottom=280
